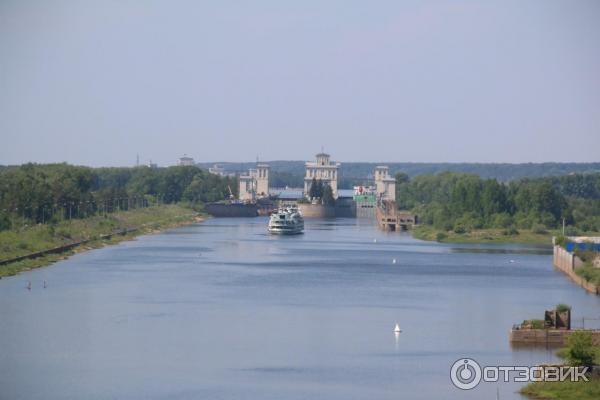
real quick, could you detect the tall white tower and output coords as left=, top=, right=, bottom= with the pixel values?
left=304, top=152, right=340, bottom=199
left=256, top=164, right=270, bottom=197
left=374, top=166, right=396, bottom=201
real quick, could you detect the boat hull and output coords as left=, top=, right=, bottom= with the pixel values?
left=268, top=227, right=304, bottom=235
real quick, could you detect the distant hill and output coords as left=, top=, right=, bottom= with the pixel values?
left=197, top=161, right=600, bottom=187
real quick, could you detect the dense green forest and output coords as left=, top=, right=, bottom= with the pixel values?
left=0, top=163, right=237, bottom=231
left=396, top=172, right=600, bottom=234
left=197, top=161, right=600, bottom=187
left=2, top=163, right=599, bottom=236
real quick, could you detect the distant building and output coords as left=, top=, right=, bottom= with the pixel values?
left=178, top=155, right=195, bottom=166
left=239, top=172, right=255, bottom=202
left=255, top=164, right=270, bottom=197
left=209, top=164, right=225, bottom=176
left=238, top=164, right=270, bottom=201
left=209, top=163, right=235, bottom=177
left=304, top=152, right=340, bottom=199
left=374, top=166, right=395, bottom=201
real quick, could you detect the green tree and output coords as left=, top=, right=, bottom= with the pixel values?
left=309, top=178, right=325, bottom=199
left=564, top=330, right=595, bottom=367
left=322, top=185, right=335, bottom=206
left=316, top=180, right=324, bottom=198
left=309, top=177, right=318, bottom=199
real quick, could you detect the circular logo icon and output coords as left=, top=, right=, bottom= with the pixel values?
left=450, top=358, right=482, bottom=390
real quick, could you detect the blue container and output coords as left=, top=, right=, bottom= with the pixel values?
left=566, top=242, right=600, bottom=252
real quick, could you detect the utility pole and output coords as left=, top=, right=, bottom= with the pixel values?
left=562, top=218, right=566, bottom=236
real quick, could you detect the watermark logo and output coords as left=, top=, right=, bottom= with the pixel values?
left=450, top=358, right=482, bottom=390
left=450, top=358, right=589, bottom=390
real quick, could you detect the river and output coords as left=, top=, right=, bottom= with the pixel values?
left=1, top=217, right=599, bottom=399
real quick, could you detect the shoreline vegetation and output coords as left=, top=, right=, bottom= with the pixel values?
left=0, top=204, right=203, bottom=278
left=411, top=225, right=560, bottom=245
left=0, top=163, right=237, bottom=277
left=395, top=172, right=600, bottom=248
left=520, top=331, right=600, bottom=400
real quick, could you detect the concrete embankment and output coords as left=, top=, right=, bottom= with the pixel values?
left=510, top=328, right=600, bottom=346
left=553, top=245, right=599, bottom=295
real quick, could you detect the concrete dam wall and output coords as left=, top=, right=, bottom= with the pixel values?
left=553, top=245, right=598, bottom=295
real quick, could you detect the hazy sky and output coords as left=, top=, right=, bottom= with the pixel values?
left=1, top=1, right=599, bottom=166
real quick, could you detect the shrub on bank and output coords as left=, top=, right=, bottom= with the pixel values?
left=521, top=319, right=545, bottom=329
left=556, top=303, right=571, bottom=313
left=503, top=226, right=519, bottom=236
left=575, top=265, right=600, bottom=286
left=565, top=331, right=595, bottom=367
left=453, top=224, right=467, bottom=234
left=532, top=223, right=548, bottom=234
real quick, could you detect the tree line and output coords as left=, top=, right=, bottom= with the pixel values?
left=0, top=163, right=237, bottom=230
left=395, top=172, right=600, bottom=234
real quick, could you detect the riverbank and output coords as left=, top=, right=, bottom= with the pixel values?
left=520, top=342, right=600, bottom=399
left=520, top=379, right=600, bottom=400
left=0, top=204, right=204, bottom=277
left=412, top=225, right=558, bottom=245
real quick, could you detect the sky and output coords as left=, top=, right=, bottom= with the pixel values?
left=1, top=0, right=599, bottom=167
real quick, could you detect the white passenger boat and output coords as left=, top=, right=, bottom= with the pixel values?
left=268, top=207, right=304, bottom=235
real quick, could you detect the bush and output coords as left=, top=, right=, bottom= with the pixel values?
left=579, top=221, right=593, bottom=233
left=453, top=223, right=467, bottom=234
left=564, top=226, right=580, bottom=236
left=514, top=212, right=534, bottom=230
left=576, top=265, right=600, bottom=286
left=564, top=331, right=595, bottom=366
left=454, top=212, right=484, bottom=230
left=55, top=227, right=72, bottom=239
left=492, top=213, right=513, bottom=229
left=539, top=212, right=558, bottom=229
left=442, top=222, right=453, bottom=231
left=522, top=319, right=545, bottom=329
left=556, top=303, right=571, bottom=312
left=555, top=235, right=567, bottom=247
left=0, top=213, right=10, bottom=231
left=531, top=223, right=547, bottom=234
left=436, top=232, right=447, bottom=242
left=503, top=226, right=519, bottom=236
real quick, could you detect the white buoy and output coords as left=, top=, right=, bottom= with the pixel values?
left=509, top=259, right=515, bottom=263
left=373, top=239, right=377, bottom=243
left=392, top=258, right=397, bottom=264
left=394, top=323, right=402, bottom=333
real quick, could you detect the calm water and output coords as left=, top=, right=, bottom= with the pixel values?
left=1, top=218, right=600, bottom=400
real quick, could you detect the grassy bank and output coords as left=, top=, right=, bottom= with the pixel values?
left=0, top=204, right=203, bottom=277
left=575, top=264, right=600, bottom=287
left=520, top=380, right=600, bottom=400
left=520, top=333, right=600, bottom=400
left=412, top=225, right=559, bottom=245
